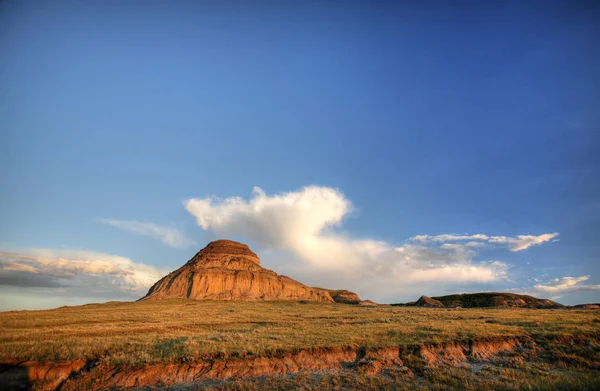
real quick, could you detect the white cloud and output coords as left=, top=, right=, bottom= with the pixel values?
left=405, top=261, right=507, bottom=284
left=411, top=232, right=559, bottom=252
left=508, top=275, right=600, bottom=300
left=0, top=249, right=167, bottom=294
left=185, top=186, right=356, bottom=269
left=533, top=276, right=600, bottom=295
left=488, top=233, right=559, bottom=251
left=412, top=234, right=490, bottom=242
left=440, top=242, right=485, bottom=251
left=184, top=186, right=524, bottom=301
left=97, top=219, right=195, bottom=249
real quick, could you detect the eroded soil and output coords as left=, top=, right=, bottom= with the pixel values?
left=2, top=334, right=598, bottom=391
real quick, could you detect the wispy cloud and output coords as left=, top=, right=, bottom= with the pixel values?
left=0, top=249, right=167, bottom=295
left=509, top=275, right=600, bottom=299
left=412, top=234, right=490, bottom=242
left=183, top=186, right=558, bottom=300
left=97, top=219, right=195, bottom=249
left=411, top=232, right=559, bottom=252
left=534, top=276, right=600, bottom=295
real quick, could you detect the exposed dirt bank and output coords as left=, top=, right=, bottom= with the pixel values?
left=2, top=334, right=576, bottom=391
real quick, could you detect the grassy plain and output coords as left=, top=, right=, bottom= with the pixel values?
left=1, top=299, right=598, bottom=367
left=198, top=365, right=600, bottom=391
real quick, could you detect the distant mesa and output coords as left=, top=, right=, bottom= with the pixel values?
left=142, top=240, right=363, bottom=304
left=394, top=293, right=564, bottom=309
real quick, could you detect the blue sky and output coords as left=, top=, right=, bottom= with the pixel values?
left=1, top=1, right=598, bottom=310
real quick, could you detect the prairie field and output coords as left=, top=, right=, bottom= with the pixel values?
left=1, top=300, right=599, bottom=390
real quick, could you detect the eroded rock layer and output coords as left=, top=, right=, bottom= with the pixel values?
left=142, top=240, right=333, bottom=302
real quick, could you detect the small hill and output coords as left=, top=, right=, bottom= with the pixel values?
left=143, top=240, right=333, bottom=302
left=392, top=292, right=563, bottom=308
left=431, top=293, right=563, bottom=308
left=415, top=295, right=444, bottom=308
left=316, top=288, right=362, bottom=304
left=570, top=303, right=600, bottom=309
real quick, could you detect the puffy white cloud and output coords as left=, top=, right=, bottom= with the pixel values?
left=97, top=219, right=195, bottom=249
left=410, top=232, right=559, bottom=252
left=184, top=186, right=527, bottom=301
left=0, top=249, right=167, bottom=294
left=185, top=186, right=356, bottom=269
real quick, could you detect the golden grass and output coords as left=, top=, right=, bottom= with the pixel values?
left=1, top=299, right=598, bottom=365
left=198, top=366, right=600, bottom=391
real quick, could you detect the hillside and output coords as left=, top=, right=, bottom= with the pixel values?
left=430, top=293, right=563, bottom=308
left=394, top=292, right=563, bottom=308
left=570, top=303, right=600, bottom=309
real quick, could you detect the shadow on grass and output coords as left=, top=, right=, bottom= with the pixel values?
left=153, top=337, right=189, bottom=361
left=0, top=363, right=32, bottom=391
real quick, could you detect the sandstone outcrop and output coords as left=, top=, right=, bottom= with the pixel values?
left=415, top=296, right=444, bottom=308
left=142, top=240, right=333, bottom=302
left=316, top=289, right=362, bottom=304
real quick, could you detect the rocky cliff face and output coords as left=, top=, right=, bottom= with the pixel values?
left=142, top=240, right=333, bottom=302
